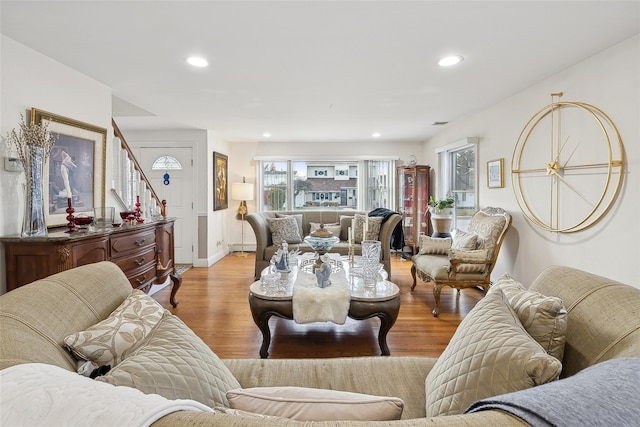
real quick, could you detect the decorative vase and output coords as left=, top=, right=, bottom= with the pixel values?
left=361, top=240, right=382, bottom=288
left=22, top=146, right=47, bottom=237
left=429, top=207, right=453, bottom=238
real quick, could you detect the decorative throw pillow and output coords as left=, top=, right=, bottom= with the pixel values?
left=339, top=216, right=355, bottom=241
left=418, top=236, right=452, bottom=255
left=64, top=290, right=165, bottom=368
left=451, top=229, right=478, bottom=250
left=309, top=222, right=341, bottom=237
left=97, top=312, right=242, bottom=408
left=448, top=248, right=488, bottom=273
left=227, top=386, right=404, bottom=421
left=276, top=213, right=303, bottom=238
left=352, top=214, right=383, bottom=243
left=425, top=291, right=562, bottom=417
left=267, top=216, right=302, bottom=246
left=489, top=273, right=568, bottom=361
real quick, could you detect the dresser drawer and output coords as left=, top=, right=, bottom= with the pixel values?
left=128, top=264, right=157, bottom=291
left=113, top=246, right=156, bottom=276
left=111, top=229, right=156, bottom=257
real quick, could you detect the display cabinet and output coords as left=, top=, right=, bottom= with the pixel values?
left=396, top=165, right=430, bottom=254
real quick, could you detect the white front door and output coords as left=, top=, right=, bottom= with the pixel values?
left=137, top=146, right=194, bottom=264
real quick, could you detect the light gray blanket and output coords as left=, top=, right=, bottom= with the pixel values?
left=465, top=358, right=640, bottom=427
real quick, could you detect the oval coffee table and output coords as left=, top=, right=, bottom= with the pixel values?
left=249, top=258, right=400, bottom=358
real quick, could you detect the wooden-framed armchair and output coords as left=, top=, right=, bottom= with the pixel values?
left=411, top=207, right=512, bottom=317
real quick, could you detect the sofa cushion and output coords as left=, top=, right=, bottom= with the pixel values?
left=425, top=291, right=562, bottom=417
left=97, top=312, right=241, bottom=408
left=418, top=236, right=452, bottom=255
left=267, top=216, right=302, bottom=245
left=276, top=213, right=303, bottom=238
left=353, top=214, right=382, bottom=243
left=449, top=248, right=488, bottom=273
left=310, top=222, right=341, bottom=237
left=451, top=229, right=477, bottom=250
left=63, top=290, right=164, bottom=368
left=489, top=273, right=568, bottom=361
left=226, top=386, right=404, bottom=421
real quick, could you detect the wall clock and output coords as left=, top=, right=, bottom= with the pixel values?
left=511, top=93, right=624, bottom=233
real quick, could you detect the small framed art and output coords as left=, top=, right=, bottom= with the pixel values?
left=487, top=158, right=504, bottom=188
left=213, top=152, right=228, bottom=211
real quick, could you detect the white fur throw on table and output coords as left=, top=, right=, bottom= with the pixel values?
left=293, top=271, right=350, bottom=324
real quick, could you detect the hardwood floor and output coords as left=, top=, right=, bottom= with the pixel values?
left=152, top=253, right=484, bottom=359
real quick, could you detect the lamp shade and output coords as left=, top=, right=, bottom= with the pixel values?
left=231, top=182, right=254, bottom=201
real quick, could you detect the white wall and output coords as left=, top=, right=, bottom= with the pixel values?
left=0, top=36, right=115, bottom=294
left=423, top=35, right=640, bottom=287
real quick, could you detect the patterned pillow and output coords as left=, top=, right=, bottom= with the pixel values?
left=489, top=273, right=568, bottom=361
left=97, top=312, right=242, bottom=408
left=267, top=216, right=302, bottom=245
left=64, top=290, right=165, bottom=367
left=309, top=222, right=341, bottom=237
left=425, top=291, right=562, bottom=417
left=352, top=214, right=383, bottom=243
left=451, top=229, right=477, bottom=250
left=418, top=236, right=452, bottom=255
left=448, top=248, right=488, bottom=273
left=276, top=213, right=303, bottom=238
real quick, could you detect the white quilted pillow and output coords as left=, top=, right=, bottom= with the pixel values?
left=425, top=291, right=562, bottom=417
left=97, top=312, right=241, bottom=408
left=64, top=290, right=164, bottom=368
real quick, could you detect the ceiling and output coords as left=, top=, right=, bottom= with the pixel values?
left=1, top=1, right=638, bottom=143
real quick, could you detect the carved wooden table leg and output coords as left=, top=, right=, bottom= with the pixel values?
left=169, top=273, right=182, bottom=308
left=248, top=293, right=294, bottom=358
left=348, top=295, right=401, bottom=356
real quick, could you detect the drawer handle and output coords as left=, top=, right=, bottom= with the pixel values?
left=135, top=275, right=147, bottom=285
left=134, top=257, right=145, bottom=266
left=134, top=238, right=146, bottom=247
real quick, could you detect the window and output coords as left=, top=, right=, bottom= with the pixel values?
left=151, top=155, right=183, bottom=170
left=436, top=139, right=478, bottom=230
left=257, top=159, right=395, bottom=212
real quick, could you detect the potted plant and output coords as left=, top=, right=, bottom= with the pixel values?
left=428, top=196, right=454, bottom=217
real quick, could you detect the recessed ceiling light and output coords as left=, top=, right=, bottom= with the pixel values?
left=186, top=56, right=208, bottom=67
left=262, top=132, right=272, bottom=138
left=372, top=132, right=381, bottom=138
left=438, top=55, right=463, bottom=67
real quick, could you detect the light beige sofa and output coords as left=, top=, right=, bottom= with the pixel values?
left=246, top=210, right=402, bottom=280
left=1, top=261, right=639, bottom=426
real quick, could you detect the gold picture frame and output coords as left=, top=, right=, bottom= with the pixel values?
left=487, top=158, right=504, bottom=188
left=31, top=108, right=107, bottom=228
left=213, top=151, right=228, bottom=211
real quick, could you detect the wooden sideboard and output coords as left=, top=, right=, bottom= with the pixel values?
left=0, top=219, right=181, bottom=307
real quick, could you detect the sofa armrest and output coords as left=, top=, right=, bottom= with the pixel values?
left=246, top=213, right=271, bottom=256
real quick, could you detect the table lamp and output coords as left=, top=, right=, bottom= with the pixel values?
left=231, top=177, right=254, bottom=257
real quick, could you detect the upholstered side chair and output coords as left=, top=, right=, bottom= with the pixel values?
left=411, top=207, right=512, bottom=317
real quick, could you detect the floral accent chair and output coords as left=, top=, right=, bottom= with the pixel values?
left=411, top=207, right=512, bottom=317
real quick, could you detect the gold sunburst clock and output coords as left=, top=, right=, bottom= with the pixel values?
left=511, top=93, right=625, bottom=233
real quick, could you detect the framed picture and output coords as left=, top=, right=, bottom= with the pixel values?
left=213, top=152, right=228, bottom=211
left=31, top=108, right=107, bottom=228
left=487, top=158, right=504, bottom=188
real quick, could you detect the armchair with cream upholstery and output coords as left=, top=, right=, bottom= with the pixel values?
left=411, top=207, right=512, bottom=317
